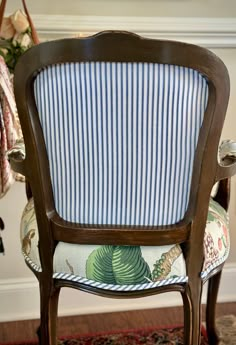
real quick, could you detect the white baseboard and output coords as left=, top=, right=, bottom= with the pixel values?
left=0, top=263, right=235, bottom=322
left=27, top=15, right=236, bottom=48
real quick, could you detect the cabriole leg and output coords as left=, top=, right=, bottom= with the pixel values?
left=181, top=281, right=203, bottom=345
left=206, top=269, right=222, bottom=345
left=37, top=281, right=60, bottom=345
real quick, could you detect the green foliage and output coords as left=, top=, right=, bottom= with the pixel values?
left=112, top=246, right=152, bottom=284
left=86, top=245, right=116, bottom=284
left=0, top=39, right=27, bottom=73
left=86, top=245, right=152, bottom=285
left=0, top=28, right=32, bottom=73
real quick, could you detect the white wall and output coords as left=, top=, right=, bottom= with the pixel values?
left=5, top=0, right=236, bottom=17
left=214, top=48, right=236, bottom=263
left=0, top=1, right=236, bottom=322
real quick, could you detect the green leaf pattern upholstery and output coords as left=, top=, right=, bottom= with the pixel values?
left=20, top=198, right=229, bottom=291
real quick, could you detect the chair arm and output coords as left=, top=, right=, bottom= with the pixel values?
left=215, top=140, right=236, bottom=181
left=7, top=139, right=27, bottom=176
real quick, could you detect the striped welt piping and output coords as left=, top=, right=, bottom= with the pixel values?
left=22, top=251, right=42, bottom=273
left=52, top=272, right=188, bottom=291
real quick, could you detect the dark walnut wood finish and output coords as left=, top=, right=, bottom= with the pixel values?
left=11, top=31, right=236, bottom=345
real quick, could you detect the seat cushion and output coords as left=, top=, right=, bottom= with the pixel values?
left=20, top=198, right=229, bottom=291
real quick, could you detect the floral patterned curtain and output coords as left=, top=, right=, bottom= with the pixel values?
left=0, top=1, right=39, bottom=253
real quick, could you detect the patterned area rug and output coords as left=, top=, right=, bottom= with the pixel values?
left=3, top=315, right=236, bottom=345
left=216, top=315, right=236, bottom=345
left=1, top=326, right=208, bottom=345
left=58, top=327, right=208, bottom=345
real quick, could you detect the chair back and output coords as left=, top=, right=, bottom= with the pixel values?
left=34, top=61, right=208, bottom=226
left=14, top=31, right=230, bottom=247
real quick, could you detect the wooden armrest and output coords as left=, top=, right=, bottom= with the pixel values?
left=215, top=140, right=236, bottom=181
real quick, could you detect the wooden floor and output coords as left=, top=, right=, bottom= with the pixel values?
left=0, top=302, right=235, bottom=343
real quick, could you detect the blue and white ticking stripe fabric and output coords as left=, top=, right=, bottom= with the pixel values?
left=22, top=251, right=42, bottom=273
left=34, top=62, right=208, bottom=226
left=52, top=272, right=188, bottom=291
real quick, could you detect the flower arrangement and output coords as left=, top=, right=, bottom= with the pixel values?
left=0, top=9, right=33, bottom=72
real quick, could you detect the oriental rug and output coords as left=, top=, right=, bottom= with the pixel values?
left=2, top=315, right=236, bottom=345
left=1, top=325, right=208, bottom=345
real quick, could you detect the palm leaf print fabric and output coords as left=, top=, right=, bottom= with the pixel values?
left=20, top=198, right=229, bottom=291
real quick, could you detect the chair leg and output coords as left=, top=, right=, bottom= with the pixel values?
left=37, top=281, right=60, bottom=345
left=206, top=269, right=222, bottom=345
left=181, top=282, right=203, bottom=345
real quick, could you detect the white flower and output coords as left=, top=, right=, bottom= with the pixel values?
left=20, top=33, right=31, bottom=48
left=13, top=33, right=32, bottom=48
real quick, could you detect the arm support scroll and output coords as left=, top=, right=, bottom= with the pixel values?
left=8, top=156, right=26, bottom=176
left=215, top=140, right=236, bottom=182
left=214, top=140, right=236, bottom=210
left=7, top=139, right=27, bottom=177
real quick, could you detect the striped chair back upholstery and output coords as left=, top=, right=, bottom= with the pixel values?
left=34, top=62, right=208, bottom=226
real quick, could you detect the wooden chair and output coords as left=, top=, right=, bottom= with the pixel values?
left=9, top=31, right=236, bottom=345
